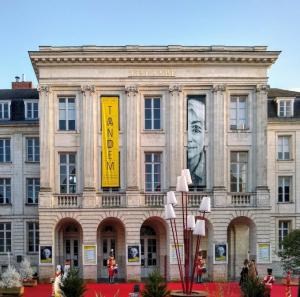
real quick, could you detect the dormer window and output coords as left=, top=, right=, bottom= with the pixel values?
left=25, top=100, right=39, bottom=120
left=276, top=98, right=295, bottom=117
left=0, top=101, right=10, bottom=120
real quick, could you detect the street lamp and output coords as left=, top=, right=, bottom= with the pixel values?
left=165, top=169, right=211, bottom=296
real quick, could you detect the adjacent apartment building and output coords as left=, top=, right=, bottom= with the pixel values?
left=0, top=45, right=299, bottom=282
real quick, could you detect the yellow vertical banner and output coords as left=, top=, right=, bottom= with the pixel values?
left=101, top=97, right=119, bottom=187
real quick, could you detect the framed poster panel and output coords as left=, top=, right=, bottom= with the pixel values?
left=83, top=245, right=97, bottom=265
left=257, top=243, right=271, bottom=263
left=39, top=245, right=53, bottom=265
left=126, top=244, right=141, bottom=265
left=213, top=243, right=228, bottom=264
left=170, top=244, right=185, bottom=265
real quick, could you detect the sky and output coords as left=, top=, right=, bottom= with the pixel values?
left=0, top=0, right=299, bottom=90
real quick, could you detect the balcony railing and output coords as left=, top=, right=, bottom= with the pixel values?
left=230, top=193, right=256, bottom=207
left=54, top=195, right=81, bottom=208
left=187, top=193, right=211, bottom=207
left=101, top=193, right=126, bottom=207
left=145, top=193, right=165, bottom=207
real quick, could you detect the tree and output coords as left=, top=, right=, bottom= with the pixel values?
left=60, top=268, right=86, bottom=297
left=0, top=266, right=22, bottom=288
left=19, top=258, right=33, bottom=281
left=142, top=271, right=170, bottom=297
left=279, top=229, right=300, bottom=274
left=240, top=277, right=268, bottom=297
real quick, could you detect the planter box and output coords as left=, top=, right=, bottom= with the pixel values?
left=23, top=279, right=37, bottom=287
left=0, top=286, right=24, bottom=296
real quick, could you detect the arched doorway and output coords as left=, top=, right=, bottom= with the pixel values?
left=191, top=218, right=213, bottom=281
left=55, top=218, right=83, bottom=272
left=97, top=218, right=125, bottom=281
left=227, top=216, right=256, bottom=280
left=140, top=217, right=167, bottom=279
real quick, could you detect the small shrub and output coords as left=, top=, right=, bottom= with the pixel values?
left=0, top=266, right=22, bottom=288
left=60, top=268, right=86, bottom=297
left=19, top=258, right=33, bottom=281
left=240, top=277, right=267, bottom=297
left=142, top=271, right=170, bottom=297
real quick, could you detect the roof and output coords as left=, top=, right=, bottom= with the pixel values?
left=0, top=89, right=38, bottom=100
left=268, top=88, right=300, bottom=97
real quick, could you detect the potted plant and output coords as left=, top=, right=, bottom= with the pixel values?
left=0, top=266, right=24, bottom=296
left=19, top=258, right=37, bottom=287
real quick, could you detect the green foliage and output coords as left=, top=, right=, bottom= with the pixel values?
left=142, top=271, right=170, bottom=297
left=279, top=229, right=300, bottom=274
left=240, top=277, right=267, bottom=297
left=60, top=268, right=86, bottom=297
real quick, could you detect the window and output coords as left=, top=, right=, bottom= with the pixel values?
left=278, top=220, right=291, bottom=250
left=278, top=136, right=291, bottom=160
left=25, top=100, right=38, bottom=119
left=144, top=97, right=161, bottom=130
left=0, top=139, right=11, bottom=162
left=230, top=152, right=248, bottom=192
left=60, top=153, right=76, bottom=193
left=0, top=179, right=11, bottom=204
left=278, top=176, right=291, bottom=202
left=145, top=153, right=161, bottom=192
left=278, top=100, right=293, bottom=117
left=59, top=97, right=76, bottom=131
left=0, top=102, right=10, bottom=120
left=26, top=138, right=39, bottom=162
left=26, top=178, right=40, bottom=204
left=27, top=222, right=39, bottom=253
left=230, top=95, right=247, bottom=130
left=0, top=223, right=11, bottom=253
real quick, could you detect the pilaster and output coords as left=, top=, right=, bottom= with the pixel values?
left=168, top=85, right=183, bottom=189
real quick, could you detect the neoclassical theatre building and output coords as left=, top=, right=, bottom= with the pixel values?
left=1, top=45, right=300, bottom=282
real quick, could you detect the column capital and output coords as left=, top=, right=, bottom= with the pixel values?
left=125, top=85, right=139, bottom=96
left=212, top=84, right=226, bottom=93
left=37, top=85, right=50, bottom=94
left=256, top=84, right=269, bottom=93
left=169, top=84, right=182, bottom=95
left=81, top=85, right=95, bottom=95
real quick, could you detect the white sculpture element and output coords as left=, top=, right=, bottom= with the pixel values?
left=199, top=196, right=211, bottom=213
left=176, top=175, right=189, bottom=192
left=181, top=169, right=193, bottom=185
left=194, top=219, right=206, bottom=236
left=164, top=204, right=176, bottom=220
left=187, top=215, right=196, bottom=230
left=166, top=191, right=177, bottom=205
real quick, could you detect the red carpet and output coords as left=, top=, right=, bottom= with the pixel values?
left=23, top=282, right=298, bottom=297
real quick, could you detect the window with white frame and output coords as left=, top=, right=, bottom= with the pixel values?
left=145, top=153, right=161, bottom=192
left=0, top=102, right=10, bottom=120
left=278, top=176, right=291, bottom=202
left=60, top=153, right=76, bottom=193
left=25, top=100, right=38, bottom=120
left=144, top=97, right=161, bottom=130
left=277, top=99, right=294, bottom=117
left=230, top=95, right=248, bottom=130
left=230, top=151, right=248, bottom=192
left=59, top=97, right=76, bottom=131
left=278, top=220, right=291, bottom=250
left=26, top=178, right=40, bottom=204
left=26, top=137, right=39, bottom=162
left=278, top=136, right=291, bottom=160
left=0, top=139, right=11, bottom=162
left=27, top=222, right=39, bottom=253
left=0, top=222, right=11, bottom=252
left=0, top=179, right=11, bottom=204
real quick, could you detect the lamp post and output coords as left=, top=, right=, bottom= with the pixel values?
left=164, top=169, right=211, bottom=296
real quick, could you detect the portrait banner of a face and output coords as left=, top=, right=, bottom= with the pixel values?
left=40, top=245, right=53, bottom=264
left=126, top=244, right=141, bottom=265
left=213, top=243, right=228, bottom=264
left=187, top=96, right=206, bottom=187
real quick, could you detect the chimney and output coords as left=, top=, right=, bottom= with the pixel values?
left=12, top=74, right=32, bottom=89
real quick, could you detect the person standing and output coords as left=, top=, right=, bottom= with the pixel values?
left=196, top=253, right=206, bottom=283
left=248, top=259, right=258, bottom=281
left=263, top=268, right=275, bottom=297
left=107, top=253, right=116, bottom=284
left=239, top=259, right=249, bottom=287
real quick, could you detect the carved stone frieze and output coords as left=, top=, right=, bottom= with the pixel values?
left=81, top=85, right=95, bottom=94
left=125, top=85, right=139, bottom=96
left=169, top=85, right=182, bottom=95
left=256, top=84, right=270, bottom=93
left=212, top=84, right=226, bottom=93
left=37, top=85, right=50, bottom=94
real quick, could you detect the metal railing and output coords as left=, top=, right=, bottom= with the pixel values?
left=145, top=193, right=165, bottom=207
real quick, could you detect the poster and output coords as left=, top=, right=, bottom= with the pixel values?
left=213, top=243, right=227, bottom=264
left=83, top=245, right=97, bottom=265
left=187, top=95, right=206, bottom=187
left=170, top=243, right=185, bottom=265
left=39, top=245, right=53, bottom=265
left=101, top=96, right=120, bottom=187
left=257, top=243, right=271, bottom=263
left=126, top=244, right=141, bottom=265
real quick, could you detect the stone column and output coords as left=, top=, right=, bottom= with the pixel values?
left=212, top=85, right=227, bottom=207
left=255, top=85, right=270, bottom=206
left=168, top=85, right=183, bottom=189
left=81, top=85, right=97, bottom=208
left=38, top=85, right=54, bottom=208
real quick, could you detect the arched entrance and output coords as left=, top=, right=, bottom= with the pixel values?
left=140, top=217, right=167, bottom=279
left=97, top=218, right=125, bottom=281
left=55, top=218, right=83, bottom=271
left=227, top=216, right=256, bottom=280
left=191, top=218, right=213, bottom=281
